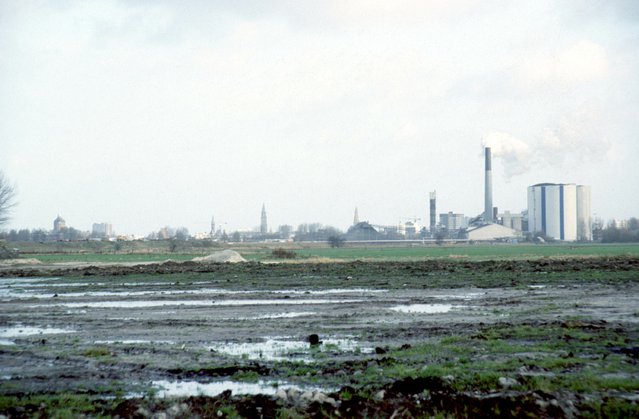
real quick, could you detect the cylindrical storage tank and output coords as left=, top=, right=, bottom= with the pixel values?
left=528, top=185, right=544, bottom=234
left=577, top=185, right=592, bottom=241
left=527, top=183, right=590, bottom=241
left=562, top=184, right=578, bottom=241
left=543, top=185, right=562, bottom=240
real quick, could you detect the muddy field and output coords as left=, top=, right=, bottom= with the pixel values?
left=1, top=257, right=638, bottom=417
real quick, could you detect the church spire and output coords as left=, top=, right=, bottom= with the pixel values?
left=260, top=204, right=268, bottom=234
left=353, top=207, right=360, bottom=225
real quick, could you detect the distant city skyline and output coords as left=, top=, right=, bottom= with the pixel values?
left=1, top=1, right=638, bottom=236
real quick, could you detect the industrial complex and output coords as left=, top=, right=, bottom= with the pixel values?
left=2, top=148, right=593, bottom=244
left=348, top=146, right=592, bottom=243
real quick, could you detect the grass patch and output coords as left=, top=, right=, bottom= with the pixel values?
left=83, top=347, right=112, bottom=358
left=231, top=370, right=260, bottom=382
left=0, top=394, right=116, bottom=418
left=13, top=242, right=639, bottom=263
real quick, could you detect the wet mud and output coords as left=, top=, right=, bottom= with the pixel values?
left=1, top=257, right=638, bottom=417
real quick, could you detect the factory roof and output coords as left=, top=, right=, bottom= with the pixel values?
left=467, top=223, right=519, bottom=241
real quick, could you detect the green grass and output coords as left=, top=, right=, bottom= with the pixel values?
left=83, top=347, right=112, bottom=358
left=231, top=370, right=260, bottom=382
left=289, top=243, right=639, bottom=261
left=288, top=320, right=637, bottom=398
left=14, top=242, right=639, bottom=264
left=31, top=252, right=202, bottom=263
left=0, top=394, right=116, bottom=418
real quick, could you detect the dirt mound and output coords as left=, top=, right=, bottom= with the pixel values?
left=0, top=258, right=42, bottom=266
left=192, top=250, right=246, bottom=263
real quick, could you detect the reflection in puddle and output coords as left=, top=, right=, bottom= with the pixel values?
left=151, top=379, right=329, bottom=397
left=240, top=312, right=316, bottom=320
left=94, top=340, right=176, bottom=345
left=271, top=289, right=384, bottom=295
left=32, top=299, right=363, bottom=309
left=209, top=337, right=371, bottom=361
left=2, top=287, right=383, bottom=300
left=0, top=277, right=61, bottom=285
left=0, top=339, right=15, bottom=346
left=388, top=304, right=456, bottom=314
left=65, top=310, right=87, bottom=314
left=431, top=292, right=485, bottom=300
left=0, top=325, right=76, bottom=338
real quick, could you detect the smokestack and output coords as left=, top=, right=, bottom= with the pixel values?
left=484, top=147, right=493, bottom=223
left=429, top=191, right=436, bottom=232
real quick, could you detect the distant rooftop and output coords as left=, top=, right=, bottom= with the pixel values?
left=531, top=183, right=588, bottom=187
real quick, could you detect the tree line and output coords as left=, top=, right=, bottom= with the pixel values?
left=597, top=218, right=639, bottom=243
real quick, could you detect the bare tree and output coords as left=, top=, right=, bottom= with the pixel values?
left=0, top=171, right=16, bottom=227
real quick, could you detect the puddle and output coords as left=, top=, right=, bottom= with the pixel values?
left=2, top=289, right=207, bottom=300
left=388, top=304, right=457, bottom=314
left=65, top=310, right=87, bottom=314
left=271, top=289, right=384, bottom=295
left=0, top=339, right=15, bottom=346
left=0, top=325, right=76, bottom=338
left=0, top=277, right=61, bottom=285
left=13, top=282, right=94, bottom=288
left=32, top=298, right=363, bottom=309
left=239, top=312, right=317, bottom=320
left=2, top=286, right=385, bottom=301
left=151, top=379, right=329, bottom=398
left=528, top=285, right=546, bottom=289
left=208, top=337, right=372, bottom=361
left=431, top=292, right=485, bottom=300
left=94, top=340, right=176, bottom=345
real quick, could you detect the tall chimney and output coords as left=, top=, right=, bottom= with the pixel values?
left=484, top=147, right=493, bottom=223
left=429, top=191, right=436, bottom=233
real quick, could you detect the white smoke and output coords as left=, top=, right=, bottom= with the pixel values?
left=482, top=110, right=611, bottom=179
left=481, top=131, right=533, bottom=179
left=539, top=111, right=612, bottom=166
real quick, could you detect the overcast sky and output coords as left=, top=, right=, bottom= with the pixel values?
left=1, top=0, right=638, bottom=236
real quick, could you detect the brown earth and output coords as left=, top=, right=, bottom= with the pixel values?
left=1, top=257, right=638, bottom=417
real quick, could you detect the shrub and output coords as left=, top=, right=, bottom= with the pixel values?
left=328, top=235, right=346, bottom=248
left=271, top=248, right=296, bottom=259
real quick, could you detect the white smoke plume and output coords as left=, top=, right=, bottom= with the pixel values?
left=482, top=110, right=611, bottom=179
left=539, top=111, right=612, bottom=166
left=481, top=131, right=533, bottom=179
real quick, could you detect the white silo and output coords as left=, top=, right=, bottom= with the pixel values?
left=577, top=185, right=592, bottom=241
left=527, top=183, right=591, bottom=241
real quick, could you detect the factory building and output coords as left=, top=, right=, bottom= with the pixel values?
left=468, top=223, right=519, bottom=241
left=439, top=212, right=465, bottom=231
left=91, top=222, right=113, bottom=238
left=498, top=211, right=523, bottom=232
left=527, top=183, right=592, bottom=241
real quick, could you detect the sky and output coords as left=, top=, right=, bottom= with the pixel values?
left=1, top=0, right=638, bottom=236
